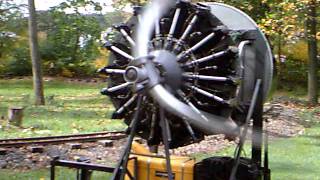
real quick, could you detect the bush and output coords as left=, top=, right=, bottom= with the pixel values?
left=5, top=47, right=32, bottom=76
left=277, top=41, right=309, bottom=87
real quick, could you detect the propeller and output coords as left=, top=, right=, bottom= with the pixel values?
left=100, top=0, right=273, bottom=148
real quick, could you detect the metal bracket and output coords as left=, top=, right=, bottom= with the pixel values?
left=229, top=79, right=261, bottom=180
left=50, top=158, right=115, bottom=180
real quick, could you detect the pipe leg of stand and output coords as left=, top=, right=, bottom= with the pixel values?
left=229, top=79, right=261, bottom=180
left=80, top=170, right=92, bottom=180
left=50, top=165, right=55, bottom=180
left=264, top=125, right=271, bottom=180
left=252, top=80, right=264, bottom=176
left=111, top=95, right=143, bottom=180
left=160, top=107, right=174, bottom=180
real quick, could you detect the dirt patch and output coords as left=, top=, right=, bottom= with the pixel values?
left=171, top=100, right=307, bottom=156
left=264, top=103, right=305, bottom=138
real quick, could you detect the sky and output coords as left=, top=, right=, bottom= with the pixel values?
left=15, top=0, right=128, bottom=14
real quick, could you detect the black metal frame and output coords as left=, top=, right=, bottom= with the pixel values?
left=229, top=79, right=271, bottom=180
left=50, top=159, right=113, bottom=180
left=111, top=96, right=175, bottom=180
left=50, top=157, right=138, bottom=180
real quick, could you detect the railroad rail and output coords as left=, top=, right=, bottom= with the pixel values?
left=0, top=131, right=127, bottom=147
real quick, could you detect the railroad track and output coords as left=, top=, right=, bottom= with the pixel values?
left=0, top=131, right=127, bottom=148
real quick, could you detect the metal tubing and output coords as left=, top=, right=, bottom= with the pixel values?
left=155, top=21, right=161, bottom=36
left=112, top=95, right=143, bottom=180
left=148, top=107, right=157, bottom=141
left=168, top=8, right=181, bottom=37
left=50, top=164, right=55, bottom=180
left=237, top=41, right=251, bottom=78
left=110, top=46, right=134, bottom=60
left=183, top=73, right=228, bottom=82
left=115, top=94, right=138, bottom=114
left=178, top=15, right=198, bottom=42
left=51, top=160, right=115, bottom=173
left=182, top=50, right=226, bottom=68
left=188, top=32, right=215, bottom=52
left=104, top=69, right=126, bottom=75
left=120, top=29, right=136, bottom=47
left=189, top=85, right=225, bottom=103
left=182, top=118, right=197, bottom=141
left=173, top=15, right=198, bottom=53
left=229, top=79, right=261, bottom=180
left=107, top=82, right=131, bottom=93
left=164, top=116, right=172, bottom=142
left=159, top=107, right=174, bottom=180
left=177, top=90, right=209, bottom=122
left=177, top=32, right=215, bottom=61
left=137, top=14, right=142, bottom=23
left=154, top=21, right=163, bottom=49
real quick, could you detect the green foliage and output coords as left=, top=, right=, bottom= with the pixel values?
left=0, top=0, right=126, bottom=77
left=284, top=41, right=309, bottom=63
left=208, top=0, right=270, bottom=21
left=104, top=10, right=125, bottom=27
left=277, top=40, right=320, bottom=88
left=6, top=47, right=32, bottom=76
left=277, top=41, right=309, bottom=86
left=112, top=0, right=147, bottom=9
left=38, top=4, right=103, bottom=77
left=0, top=0, right=29, bottom=76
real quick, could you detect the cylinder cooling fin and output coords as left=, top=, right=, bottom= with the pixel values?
left=99, top=1, right=273, bottom=149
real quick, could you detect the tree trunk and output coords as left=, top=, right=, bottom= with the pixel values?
left=306, top=0, right=318, bottom=105
left=28, top=0, right=45, bottom=105
left=8, top=107, right=24, bottom=127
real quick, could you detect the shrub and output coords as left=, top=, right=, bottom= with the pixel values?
left=6, top=47, right=32, bottom=76
left=277, top=41, right=309, bottom=87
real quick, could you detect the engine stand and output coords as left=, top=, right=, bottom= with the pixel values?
left=111, top=95, right=143, bottom=180
left=229, top=79, right=270, bottom=180
left=111, top=96, right=175, bottom=180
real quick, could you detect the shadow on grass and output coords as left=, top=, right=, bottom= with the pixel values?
left=301, top=134, right=320, bottom=139
left=272, top=162, right=317, bottom=174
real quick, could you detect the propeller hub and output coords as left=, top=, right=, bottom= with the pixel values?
left=151, top=50, right=182, bottom=90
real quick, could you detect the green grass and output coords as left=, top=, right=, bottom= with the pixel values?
left=194, top=110, right=320, bottom=180
left=0, top=78, right=126, bottom=138
left=0, top=167, right=112, bottom=180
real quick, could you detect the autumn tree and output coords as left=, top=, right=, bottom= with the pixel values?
left=38, top=0, right=104, bottom=77
left=305, top=0, right=318, bottom=104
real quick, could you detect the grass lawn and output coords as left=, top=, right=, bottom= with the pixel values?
left=194, top=109, right=320, bottom=180
left=0, top=78, right=126, bottom=138
left=0, top=168, right=112, bottom=180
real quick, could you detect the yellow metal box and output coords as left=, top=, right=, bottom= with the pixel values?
left=126, top=153, right=195, bottom=180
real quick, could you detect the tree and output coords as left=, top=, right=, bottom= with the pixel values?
left=28, top=0, right=45, bottom=105
left=0, top=1, right=26, bottom=59
left=306, top=0, right=318, bottom=104
left=34, top=0, right=105, bottom=77
left=113, top=0, right=147, bottom=8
